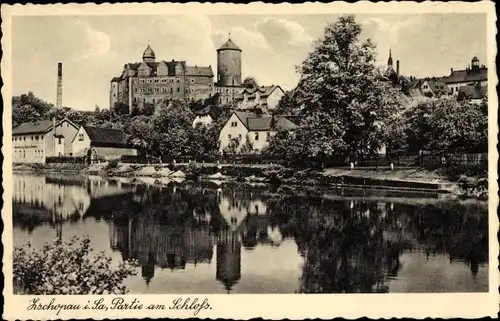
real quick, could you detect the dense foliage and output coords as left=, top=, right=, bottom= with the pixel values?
left=266, top=15, right=488, bottom=166
left=12, top=92, right=232, bottom=160
left=13, top=236, right=137, bottom=294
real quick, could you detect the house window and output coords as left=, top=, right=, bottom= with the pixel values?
left=78, top=133, right=84, bottom=141
left=238, top=134, right=242, bottom=139
left=231, top=121, right=237, bottom=127
left=23, top=137, right=26, bottom=141
left=177, top=88, right=180, bottom=92
left=228, top=134, right=232, bottom=139
left=58, top=138, right=62, bottom=145
left=255, top=133, right=259, bottom=140
left=169, top=78, right=174, bottom=83
left=176, top=78, right=180, bottom=83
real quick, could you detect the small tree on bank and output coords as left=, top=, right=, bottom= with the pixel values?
left=13, top=236, right=137, bottom=295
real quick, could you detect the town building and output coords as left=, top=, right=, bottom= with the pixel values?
left=192, top=106, right=215, bottom=128
left=12, top=118, right=79, bottom=163
left=219, top=111, right=298, bottom=153
left=420, top=80, right=450, bottom=98
left=235, top=85, right=285, bottom=111
left=458, top=83, right=488, bottom=104
left=110, top=44, right=214, bottom=112
left=442, top=56, right=488, bottom=95
left=71, top=126, right=138, bottom=159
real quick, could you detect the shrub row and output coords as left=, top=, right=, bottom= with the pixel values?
left=45, top=156, right=86, bottom=164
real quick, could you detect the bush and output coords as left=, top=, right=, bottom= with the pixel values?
left=105, top=159, right=120, bottom=170
left=13, top=236, right=137, bottom=295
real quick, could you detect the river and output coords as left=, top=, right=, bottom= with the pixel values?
left=12, top=172, right=488, bottom=293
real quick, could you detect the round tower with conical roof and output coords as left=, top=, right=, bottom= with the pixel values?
left=217, top=35, right=242, bottom=87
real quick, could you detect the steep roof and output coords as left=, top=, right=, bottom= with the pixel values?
left=123, top=61, right=213, bottom=77
left=235, top=85, right=283, bottom=100
left=459, top=84, right=487, bottom=100
left=443, top=68, right=487, bottom=84
left=83, top=126, right=129, bottom=146
left=217, top=38, right=241, bottom=52
left=233, top=112, right=297, bottom=131
left=143, top=44, right=156, bottom=60
left=424, top=80, right=450, bottom=96
left=13, top=118, right=77, bottom=135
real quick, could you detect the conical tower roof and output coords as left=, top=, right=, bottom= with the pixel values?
left=217, top=38, right=241, bottom=52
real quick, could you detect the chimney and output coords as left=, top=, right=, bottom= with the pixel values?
left=451, top=68, right=453, bottom=73
left=57, top=62, right=62, bottom=109
left=396, top=60, right=400, bottom=78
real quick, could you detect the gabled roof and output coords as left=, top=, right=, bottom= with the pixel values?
left=233, top=112, right=297, bottom=131
left=459, top=84, right=487, bottom=100
left=122, top=61, right=213, bottom=77
left=83, top=126, right=129, bottom=146
left=13, top=118, right=78, bottom=135
left=235, top=85, right=283, bottom=101
left=217, top=38, right=241, bottom=52
left=443, top=68, right=487, bottom=84
left=111, top=77, right=121, bottom=82
left=423, top=80, right=450, bottom=96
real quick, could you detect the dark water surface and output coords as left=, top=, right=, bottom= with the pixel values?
left=13, top=172, right=489, bottom=293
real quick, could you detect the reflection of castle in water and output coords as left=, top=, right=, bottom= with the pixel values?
left=108, top=187, right=283, bottom=291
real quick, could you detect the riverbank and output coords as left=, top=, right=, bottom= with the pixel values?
left=13, top=161, right=487, bottom=199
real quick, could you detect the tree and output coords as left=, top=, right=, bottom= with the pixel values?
left=273, top=89, right=301, bottom=116
left=13, top=236, right=137, bottom=295
left=114, top=102, right=130, bottom=115
left=295, top=15, right=394, bottom=162
left=242, top=77, right=259, bottom=89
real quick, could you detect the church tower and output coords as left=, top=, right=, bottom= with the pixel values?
left=216, top=35, right=242, bottom=87
left=387, top=49, right=393, bottom=67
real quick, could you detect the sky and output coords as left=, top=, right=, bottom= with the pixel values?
left=11, top=13, right=487, bottom=111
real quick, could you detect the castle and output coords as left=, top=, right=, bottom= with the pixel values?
left=109, top=36, right=248, bottom=112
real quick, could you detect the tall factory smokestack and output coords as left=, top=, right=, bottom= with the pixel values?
left=396, top=60, right=400, bottom=78
left=57, top=62, right=62, bottom=109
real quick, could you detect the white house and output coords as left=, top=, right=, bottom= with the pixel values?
left=192, top=106, right=214, bottom=128
left=235, top=85, right=285, bottom=111
left=442, top=57, right=488, bottom=95
left=72, top=126, right=138, bottom=159
left=219, top=111, right=297, bottom=153
left=12, top=118, right=79, bottom=163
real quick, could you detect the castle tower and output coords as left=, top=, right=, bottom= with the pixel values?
left=143, top=43, right=156, bottom=63
left=216, top=35, right=242, bottom=87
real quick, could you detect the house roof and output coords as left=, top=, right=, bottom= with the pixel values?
left=424, top=80, right=450, bottom=96
left=235, top=85, right=282, bottom=101
left=13, top=118, right=77, bottom=135
left=83, top=126, right=129, bottom=145
left=459, top=84, right=487, bottom=100
left=217, top=38, right=241, bottom=52
left=122, top=61, right=213, bottom=77
left=233, top=112, right=297, bottom=131
left=442, top=68, right=487, bottom=84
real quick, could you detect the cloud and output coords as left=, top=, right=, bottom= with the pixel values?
left=362, top=16, right=424, bottom=44
left=74, top=20, right=111, bottom=60
left=255, top=18, right=313, bottom=48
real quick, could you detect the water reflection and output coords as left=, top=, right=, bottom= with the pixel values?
left=13, top=173, right=488, bottom=293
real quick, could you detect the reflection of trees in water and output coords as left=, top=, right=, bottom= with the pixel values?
left=395, top=203, right=488, bottom=277
left=14, top=176, right=488, bottom=292
left=267, top=196, right=488, bottom=293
